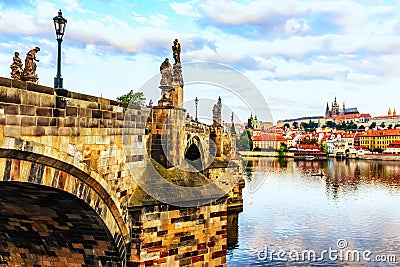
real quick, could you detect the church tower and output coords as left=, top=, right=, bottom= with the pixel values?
left=388, top=107, right=392, bottom=116
left=331, top=97, right=339, bottom=115
left=325, top=102, right=330, bottom=118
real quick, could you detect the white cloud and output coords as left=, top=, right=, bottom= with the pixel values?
left=170, top=1, right=201, bottom=17
left=346, top=72, right=383, bottom=85
left=61, top=0, right=94, bottom=14
left=149, top=14, right=169, bottom=27
left=281, top=18, right=310, bottom=35
left=199, top=0, right=306, bottom=26
left=132, top=11, right=148, bottom=23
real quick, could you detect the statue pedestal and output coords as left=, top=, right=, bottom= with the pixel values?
left=22, top=74, right=38, bottom=84
left=158, top=85, right=174, bottom=106
left=172, top=63, right=183, bottom=88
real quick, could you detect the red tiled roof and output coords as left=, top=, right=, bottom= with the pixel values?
left=388, top=141, right=400, bottom=148
left=253, top=134, right=287, bottom=142
left=373, top=115, right=400, bottom=119
left=362, top=129, right=400, bottom=137
left=296, top=144, right=321, bottom=151
left=331, top=114, right=360, bottom=119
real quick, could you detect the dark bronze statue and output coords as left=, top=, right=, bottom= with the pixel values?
left=172, top=39, right=181, bottom=64
left=10, top=52, right=23, bottom=80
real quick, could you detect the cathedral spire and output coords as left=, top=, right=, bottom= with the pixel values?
left=325, top=102, right=330, bottom=118
left=333, top=97, right=338, bottom=107
left=388, top=107, right=392, bottom=116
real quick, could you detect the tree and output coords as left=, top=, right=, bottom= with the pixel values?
left=293, top=121, right=299, bottom=129
left=278, top=142, right=288, bottom=152
left=117, top=90, right=146, bottom=106
left=372, top=148, right=383, bottom=153
left=326, top=121, right=336, bottom=129
left=380, top=122, right=386, bottom=128
left=369, top=122, right=377, bottom=129
left=283, top=123, right=290, bottom=129
left=237, top=129, right=253, bottom=151
left=320, top=143, right=328, bottom=153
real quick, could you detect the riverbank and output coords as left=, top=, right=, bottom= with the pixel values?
left=239, top=151, right=294, bottom=157
left=239, top=151, right=400, bottom=161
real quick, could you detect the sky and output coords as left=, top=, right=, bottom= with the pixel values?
left=1, top=0, right=400, bottom=124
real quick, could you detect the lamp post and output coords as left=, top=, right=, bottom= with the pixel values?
left=53, top=9, right=67, bottom=89
left=194, top=97, right=199, bottom=122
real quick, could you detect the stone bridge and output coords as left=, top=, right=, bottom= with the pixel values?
left=0, top=58, right=243, bottom=266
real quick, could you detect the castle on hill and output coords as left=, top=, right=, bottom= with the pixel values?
left=325, top=97, right=359, bottom=118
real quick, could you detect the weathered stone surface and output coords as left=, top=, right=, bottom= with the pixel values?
left=0, top=182, right=122, bottom=266
left=0, top=74, right=243, bottom=267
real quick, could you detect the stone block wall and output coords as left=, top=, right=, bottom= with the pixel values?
left=0, top=78, right=149, bottom=208
left=128, top=199, right=227, bottom=267
left=149, top=106, right=186, bottom=168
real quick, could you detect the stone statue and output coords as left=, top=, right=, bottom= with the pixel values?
left=23, top=46, right=40, bottom=83
left=213, top=96, right=222, bottom=125
left=10, top=52, right=23, bottom=80
left=160, top=58, right=171, bottom=72
left=172, top=39, right=181, bottom=64
left=160, top=58, right=173, bottom=86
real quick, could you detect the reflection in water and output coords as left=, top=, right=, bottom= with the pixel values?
left=227, top=158, right=400, bottom=267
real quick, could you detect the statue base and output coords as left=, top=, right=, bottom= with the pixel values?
left=22, top=74, right=38, bottom=84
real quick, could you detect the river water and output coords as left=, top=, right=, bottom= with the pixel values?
left=227, top=158, right=400, bottom=266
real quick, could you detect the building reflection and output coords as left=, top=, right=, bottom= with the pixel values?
left=242, top=158, right=400, bottom=200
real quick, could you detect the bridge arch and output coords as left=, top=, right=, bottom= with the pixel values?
left=184, top=135, right=207, bottom=171
left=0, top=181, right=123, bottom=266
left=0, top=137, right=130, bottom=264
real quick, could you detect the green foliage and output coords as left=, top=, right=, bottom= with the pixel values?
left=292, top=121, right=299, bottom=129
left=323, top=120, right=358, bottom=131
left=283, top=123, right=290, bottom=129
left=320, top=143, right=328, bottom=153
left=369, top=122, right=377, bottom=129
left=326, top=121, right=336, bottom=128
left=300, top=121, right=319, bottom=130
left=278, top=142, right=288, bottom=152
left=372, top=148, right=383, bottom=153
left=117, top=90, right=146, bottom=106
left=237, top=129, right=253, bottom=151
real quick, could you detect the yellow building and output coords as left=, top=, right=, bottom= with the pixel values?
left=359, top=129, right=400, bottom=150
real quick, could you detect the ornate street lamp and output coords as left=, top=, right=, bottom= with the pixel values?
left=53, top=9, right=67, bottom=89
left=194, top=97, right=199, bottom=122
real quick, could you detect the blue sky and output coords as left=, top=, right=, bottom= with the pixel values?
left=0, top=0, right=400, bottom=123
